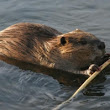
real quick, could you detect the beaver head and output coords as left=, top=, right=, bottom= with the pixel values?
left=46, top=29, right=105, bottom=72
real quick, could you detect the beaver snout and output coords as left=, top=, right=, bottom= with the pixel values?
left=97, top=41, right=105, bottom=50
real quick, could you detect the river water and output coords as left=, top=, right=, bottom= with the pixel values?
left=0, top=0, right=110, bottom=110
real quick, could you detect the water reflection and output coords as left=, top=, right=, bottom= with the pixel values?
left=83, top=84, right=105, bottom=96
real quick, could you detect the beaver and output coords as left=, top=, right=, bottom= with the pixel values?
left=0, top=23, right=108, bottom=76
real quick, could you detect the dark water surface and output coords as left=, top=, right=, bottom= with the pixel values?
left=0, top=0, right=110, bottom=110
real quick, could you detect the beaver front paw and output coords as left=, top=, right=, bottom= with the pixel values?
left=87, top=64, right=100, bottom=76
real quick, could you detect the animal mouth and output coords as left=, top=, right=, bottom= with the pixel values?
left=94, top=52, right=109, bottom=66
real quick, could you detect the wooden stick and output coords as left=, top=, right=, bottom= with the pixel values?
left=53, top=59, right=110, bottom=110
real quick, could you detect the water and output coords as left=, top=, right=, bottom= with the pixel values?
left=0, top=0, right=110, bottom=110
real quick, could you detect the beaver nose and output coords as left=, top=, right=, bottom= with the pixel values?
left=98, top=42, right=105, bottom=50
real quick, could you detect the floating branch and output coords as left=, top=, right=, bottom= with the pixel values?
left=53, top=59, right=110, bottom=110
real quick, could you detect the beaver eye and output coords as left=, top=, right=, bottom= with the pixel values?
left=60, top=37, right=66, bottom=45
left=79, top=40, right=87, bottom=45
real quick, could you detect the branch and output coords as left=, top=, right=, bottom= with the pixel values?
left=53, top=59, right=110, bottom=110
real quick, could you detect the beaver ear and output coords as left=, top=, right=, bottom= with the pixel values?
left=60, top=37, right=66, bottom=45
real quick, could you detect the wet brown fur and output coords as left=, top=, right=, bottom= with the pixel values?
left=0, top=23, right=61, bottom=65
